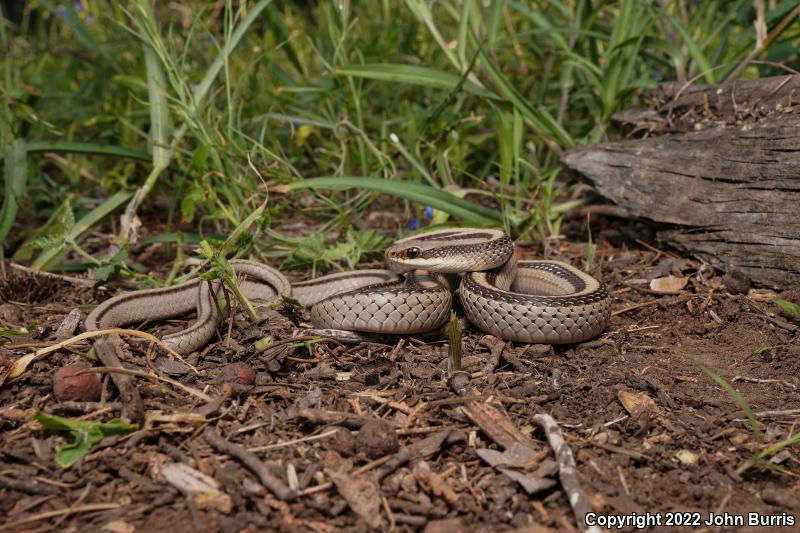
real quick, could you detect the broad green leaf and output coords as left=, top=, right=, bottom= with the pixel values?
left=35, top=412, right=138, bottom=468
left=286, top=177, right=502, bottom=225
left=32, top=190, right=133, bottom=269
left=1, top=329, right=27, bottom=338
left=0, top=139, right=28, bottom=246
left=772, top=298, right=800, bottom=320
left=335, top=64, right=499, bottom=99
left=26, top=141, right=150, bottom=161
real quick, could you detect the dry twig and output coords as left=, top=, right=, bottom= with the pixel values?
left=533, top=413, right=600, bottom=533
left=203, top=427, right=295, bottom=501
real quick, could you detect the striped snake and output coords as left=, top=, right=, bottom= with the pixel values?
left=86, top=228, right=610, bottom=353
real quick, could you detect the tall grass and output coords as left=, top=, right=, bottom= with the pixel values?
left=1, top=0, right=797, bottom=272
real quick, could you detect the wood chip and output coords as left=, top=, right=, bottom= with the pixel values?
left=475, top=442, right=538, bottom=468
left=649, top=275, right=688, bottom=294
left=413, top=460, right=458, bottom=505
left=326, top=469, right=383, bottom=529
left=617, top=389, right=659, bottom=418
left=461, top=400, right=538, bottom=452
left=497, top=468, right=557, bottom=495
left=160, top=463, right=232, bottom=514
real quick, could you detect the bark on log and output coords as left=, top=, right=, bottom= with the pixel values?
left=563, top=75, right=800, bottom=289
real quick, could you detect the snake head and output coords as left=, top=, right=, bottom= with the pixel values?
left=385, top=244, right=431, bottom=272
left=384, top=227, right=513, bottom=273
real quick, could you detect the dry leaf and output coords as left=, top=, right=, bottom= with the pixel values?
left=326, top=469, right=382, bottom=529
left=102, top=521, right=135, bottom=533
left=461, top=400, right=538, bottom=451
left=476, top=442, right=538, bottom=468
left=0, top=352, right=40, bottom=387
left=618, top=389, right=659, bottom=418
left=497, top=468, right=557, bottom=495
left=675, top=449, right=699, bottom=467
left=413, top=460, right=458, bottom=504
left=649, top=275, right=687, bottom=294
left=160, top=463, right=232, bottom=514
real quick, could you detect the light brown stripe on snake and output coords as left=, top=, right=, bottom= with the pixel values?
left=85, top=228, right=610, bottom=353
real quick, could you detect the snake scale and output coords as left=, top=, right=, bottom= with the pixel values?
left=86, top=228, right=610, bottom=353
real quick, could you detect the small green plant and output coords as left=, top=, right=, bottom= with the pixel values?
left=35, top=412, right=138, bottom=468
left=688, top=347, right=800, bottom=476
left=752, top=343, right=773, bottom=357
left=0, top=328, right=27, bottom=339
left=276, top=227, right=392, bottom=275
left=737, top=433, right=800, bottom=476
left=448, top=310, right=463, bottom=373
left=771, top=298, right=800, bottom=320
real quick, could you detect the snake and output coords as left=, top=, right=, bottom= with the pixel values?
left=85, top=228, right=610, bottom=353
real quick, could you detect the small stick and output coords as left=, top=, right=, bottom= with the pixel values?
left=533, top=413, right=600, bottom=533
left=0, top=503, right=120, bottom=531
left=203, top=427, right=295, bottom=501
left=248, top=428, right=339, bottom=453
left=9, top=262, right=94, bottom=287
left=479, top=335, right=505, bottom=376
left=297, top=452, right=397, bottom=496
left=375, top=447, right=411, bottom=481
left=94, top=335, right=144, bottom=423
left=582, top=440, right=649, bottom=461
left=612, top=294, right=695, bottom=316
left=0, top=475, right=59, bottom=496
left=79, top=365, right=211, bottom=402
left=44, top=401, right=124, bottom=415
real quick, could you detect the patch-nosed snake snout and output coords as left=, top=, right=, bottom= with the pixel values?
left=86, top=228, right=611, bottom=353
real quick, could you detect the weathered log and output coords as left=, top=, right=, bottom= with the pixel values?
left=563, top=75, right=800, bottom=289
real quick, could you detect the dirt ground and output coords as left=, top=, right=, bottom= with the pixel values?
left=0, top=216, right=798, bottom=533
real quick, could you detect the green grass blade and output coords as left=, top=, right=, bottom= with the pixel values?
left=193, top=0, right=274, bottom=104
left=33, top=190, right=133, bottom=270
left=0, top=140, right=28, bottom=246
left=689, top=351, right=761, bottom=442
left=335, top=64, right=499, bottom=99
left=486, top=0, right=505, bottom=50
left=476, top=46, right=574, bottom=148
left=669, top=16, right=716, bottom=84
left=286, top=177, right=501, bottom=225
left=506, top=1, right=568, bottom=50
left=263, top=3, right=305, bottom=76
left=26, top=141, right=150, bottom=161
left=608, top=0, right=634, bottom=50
left=771, top=298, right=800, bottom=319
left=403, top=0, right=462, bottom=72
left=38, top=0, right=106, bottom=60
left=142, top=36, right=171, bottom=168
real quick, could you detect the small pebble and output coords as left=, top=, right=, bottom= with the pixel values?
left=424, top=518, right=472, bottom=533
left=219, top=363, right=256, bottom=385
left=329, top=427, right=356, bottom=457
left=721, top=270, right=751, bottom=294
left=0, top=303, right=22, bottom=323
left=53, top=364, right=101, bottom=402
left=356, top=419, right=399, bottom=459
left=675, top=449, right=699, bottom=468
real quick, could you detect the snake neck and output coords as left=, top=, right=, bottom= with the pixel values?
left=492, top=245, right=519, bottom=291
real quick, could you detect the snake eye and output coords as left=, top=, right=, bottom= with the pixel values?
left=406, top=247, right=420, bottom=259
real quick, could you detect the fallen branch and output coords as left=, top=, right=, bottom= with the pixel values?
left=93, top=335, right=145, bottom=423
left=0, top=327, right=197, bottom=387
left=0, top=503, right=120, bottom=531
left=203, top=427, right=295, bottom=501
left=81, top=365, right=212, bottom=403
left=533, top=413, right=600, bottom=533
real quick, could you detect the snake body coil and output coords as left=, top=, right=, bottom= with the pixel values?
left=86, top=228, right=610, bottom=353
